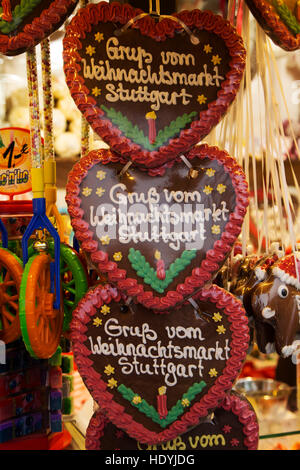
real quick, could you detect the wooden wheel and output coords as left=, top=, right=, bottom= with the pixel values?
left=0, top=248, right=22, bottom=344
left=19, top=253, right=63, bottom=359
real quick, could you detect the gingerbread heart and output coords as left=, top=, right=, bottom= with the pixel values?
left=245, top=0, right=300, bottom=51
left=66, top=145, right=249, bottom=312
left=0, top=0, right=78, bottom=56
left=63, top=1, right=246, bottom=168
left=70, top=283, right=249, bottom=445
left=86, top=391, right=259, bottom=451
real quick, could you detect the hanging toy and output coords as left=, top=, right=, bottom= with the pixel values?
left=251, top=253, right=300, bottom=360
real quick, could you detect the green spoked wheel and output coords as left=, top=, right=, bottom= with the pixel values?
left=0, top=248, right=23, bottom=344
left=48, top=242, right=89, bottom=332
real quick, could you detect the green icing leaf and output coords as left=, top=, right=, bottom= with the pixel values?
left=100, top=105, right=198, bottom=151
left=117, top=381, right=207, bottom=428
left=272, top=0, right=300, bottom=35
left=0, top=0, right=43, bottom=34
left=128, top=247, right=197, bottom=293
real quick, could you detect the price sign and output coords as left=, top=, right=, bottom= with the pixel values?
left=0, top=127, right=32, bottom=195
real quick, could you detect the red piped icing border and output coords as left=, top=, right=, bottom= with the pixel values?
left=0, top=0, right=78, bottom=56
left=70, top=283, right=250, bottom=445
left=245, top=0, right=300, bottom=51
left=85, top=391, right=259, bottom=450
left=65, top=145, right=249, bottom=312
left=63, top=1, right=246, bottom=169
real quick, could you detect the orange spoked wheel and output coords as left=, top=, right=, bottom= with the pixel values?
left=0, top=248, right=23, bottom=344
left=19, top=253, right=63, bottom=359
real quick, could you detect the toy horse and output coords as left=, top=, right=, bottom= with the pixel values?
left=251, top=254, right=300, bottom=360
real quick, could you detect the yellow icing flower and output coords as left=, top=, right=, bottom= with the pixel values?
left=197, top=94, right=207, bottom=105
left=132, top=395, right=142, bottom=405
left=104, top=365, right=115, bottom=376
left=203, top=185, right=213, bottom=195
left=113, top=252, right=123, bottom=262
left=92, top=87, right=101, bottom=97
left=95, top=32, right=104, bottom=42
left=96, top=187, right=105, bottom=197
left=86, top=45, right=96, bottom=56
left=93, top=317, right=102, bottom=327
left=82, top=186, right=92, bottom=197
left=206, top=168, right=216, bottom=177
left=204, top=44, right=212, bottom=53
left=107, top=378, right=118, bottom=389
left=211, top=225, right=221, bottom=235
left=217, top=183, right=226, bottom=194
left=181, top=398, right=190, bottom=407
left=216, top=325, right=226, bottom=334
left=101, top=305, right=110, bottom=315
left=209, top=368, right=218, bottom=378
left=212, top=312, right=222, bottom=322
left=100, top=235, right=110, bottom=245
left=96, top=170, right=106, bottom=181
left=212, top=54, right=222, bottom=65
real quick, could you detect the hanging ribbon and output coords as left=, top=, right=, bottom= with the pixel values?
left=117, top=0, right=199, bottom=45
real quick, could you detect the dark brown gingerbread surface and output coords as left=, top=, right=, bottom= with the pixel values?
left=63, top=2, right=246, bottom=168
left=66, top=146, right=249, bottom=311
left=70, top=283, right=250, bottom=444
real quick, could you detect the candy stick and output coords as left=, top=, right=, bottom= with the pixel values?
left=26, top=48, right=43, bottom=169
left=80, top=0, right=90, bottom=158
left=81, top=117, right=90, bottom=158
left=41, top=38, right=54, bottom=162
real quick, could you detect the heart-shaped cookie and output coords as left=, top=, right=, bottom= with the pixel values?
left=0, top=0, right=78, bottom=56
left=245, top=0, right=300, bottom=51
left=66, top=145, right=249, bottom=312
left=63, top=1, right=246, bottom=168
left=86, top=391, right=259, bottom=451
left=70, top=283, right=249, bottom=445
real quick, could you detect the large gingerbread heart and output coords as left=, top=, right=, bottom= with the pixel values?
left=245, top=0, right=300, bottom=51
left=0, top=0, right=78, bottom=56
left=70, top=283, right=249, bottom=445
left=63, top=1, right=246, bottom=168
left=66, top=145, right=249, bottom=312
left=86, top=391, right=259, bottom=451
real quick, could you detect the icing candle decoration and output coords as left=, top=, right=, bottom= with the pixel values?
left=63, top=1, right=246, bottom=168
left=70, top=283, right=249, bottom=445
left=245, top=0, right=300, bottom=50
left=66, top=145, right=249, bottom=312
left=157, top=386, right=168, bottom=420
left=155, top=251, right=166, bottom=281
left=86, top=391, right=259, bottom=451
left=251, top=253, right=300, bottom=360
left=146, top=112, right=157, bottom=146
left=0, top=0, right=79, bottom=56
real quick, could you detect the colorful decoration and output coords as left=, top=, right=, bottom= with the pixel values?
left=251, top=254, right=300, bottom=359
left=85, top=391, right=259, bottom=451
left=245, top=0, right=300, bottom=50
left=70, top=283, right=249, bottom=445
left=66, top=145, right=249, bottom=312
left=0, top=0, right=78, bottom=56
left=63, top=2, right=246, bottom=168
